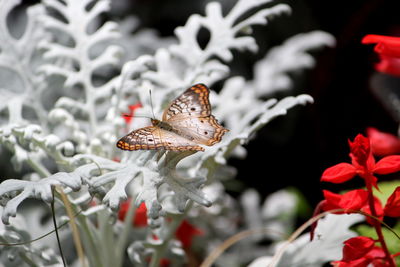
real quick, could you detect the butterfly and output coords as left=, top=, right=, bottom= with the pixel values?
left=116, top=84, right=228, bottom=152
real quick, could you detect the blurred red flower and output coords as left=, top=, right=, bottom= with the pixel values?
left=175, top=219, right=204, bottom=249
left=362, top=34, right=400, bottom=76
left=118, top=200, right=148, bottom=227
left=384, top=186, right=400, bottom=217
left=122, top=103, right=142, bottom=124
left=366, top=127, right=400, bottom=157
left=118, top=201, right=203, bottom=248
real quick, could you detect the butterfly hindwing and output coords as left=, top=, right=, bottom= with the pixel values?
left=116, top=126, right=204, bottom=151
left=168, top=115, right=228, bottom=146
left=117, top=126, right=160, bottom=150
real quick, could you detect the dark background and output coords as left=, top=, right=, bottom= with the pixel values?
left=119, top=0, right=400, bottom=209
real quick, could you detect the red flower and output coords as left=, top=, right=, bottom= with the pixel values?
left=159, top=259, right=171, bottom=267
left=362, top=34, right=400, bottom=77
left=153, top=220, right=203, bottom=249
left=360, top=196, right=384, bottom=225
left=118, top=200, right=148, bottom=227
left=118, top=201, right=203, bottom=248
left=349, top=134, right=373, bottom=168
left=384, top=186, right=400, bottom=217
left=333, top=245, right=388, bottom=267
left=321, top=189, right=368, bottom=213
left=342, top=236, right=375, bottom=262
left=319, top=189, right=382, bottom=224
left=122, top=103, right=142, bottom=124
left=311, top=189, right=368, bottom=240
left=175, top=220, right=204, bottom=249
left=321, top=134, right=400, bottom=188
left=366, top=128, right=400, bottom=157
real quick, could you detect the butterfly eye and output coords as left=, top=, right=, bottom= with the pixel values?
left=204, top=131, right=208, bottom=135
left=200, top=120, right=204, bottom=123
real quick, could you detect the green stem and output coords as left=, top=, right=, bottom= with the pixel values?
left=26, top=157, right=51, bottom=178
left=365, top=174, right=395, bottom=267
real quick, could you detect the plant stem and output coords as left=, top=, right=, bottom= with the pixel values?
left=365, top=175, right=395, bottom=267
left=57, top=187, right=88, bottom=267
left=51, top=188, right=67, bottom=267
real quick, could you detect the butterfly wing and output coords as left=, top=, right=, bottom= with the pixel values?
left=163, top=84, right=228, bottom=146
left=116, top=126, right=205, bottom=151
left=162, top=83, right=211, bottom=121
left=168, top=115, right=228, bottom=146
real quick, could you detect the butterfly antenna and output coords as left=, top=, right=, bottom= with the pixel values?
left=121, top=114, right=152, bottom=119
left=149, top=89, right=156, bottom=119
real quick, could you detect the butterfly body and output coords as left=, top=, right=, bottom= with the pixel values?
left=117, top=84, right=228, bottom=152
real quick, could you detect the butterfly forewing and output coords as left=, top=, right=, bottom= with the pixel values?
left=117, top=83, right=227, bottom=151
left=162, top=83, right=211, bottom=121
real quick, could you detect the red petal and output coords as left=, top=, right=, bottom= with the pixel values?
left=134, top=202, right=148, bottom=227
left=375, top=55, right=400, bottom=77
left=160, top=259, right=171, bottom=267
left=373, top=155, right=400, bottom=174
left=362, top=35, right=400, bottom=76
left=366, top=247, right=388, bottom=267
left=342, top=236, right=375, bottom=262
left=175, top=220, right=204, bottom=248
left=117, top=200, right=148, bottom=227
left=367, top=127, right=400, bottom=156
left=122, top=103, right=142, bottom=124
left=321, top=163, right=357, bottom=183
left=384, top=186, right=400, bottom=217
left=118, top=198, right=130, bottom=221
left=322, top=190, right=368, bottom=213
left=362, top=34, right=400, bottom=57
left=362, top=197, right=384, bottom=225
left=339, top=190, right=369, bottom=211
left=349, top=135, right=372, bottom=168
left=322, top=190, right=342, bottom=210
left=331, top=258, right=370, bottom=267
